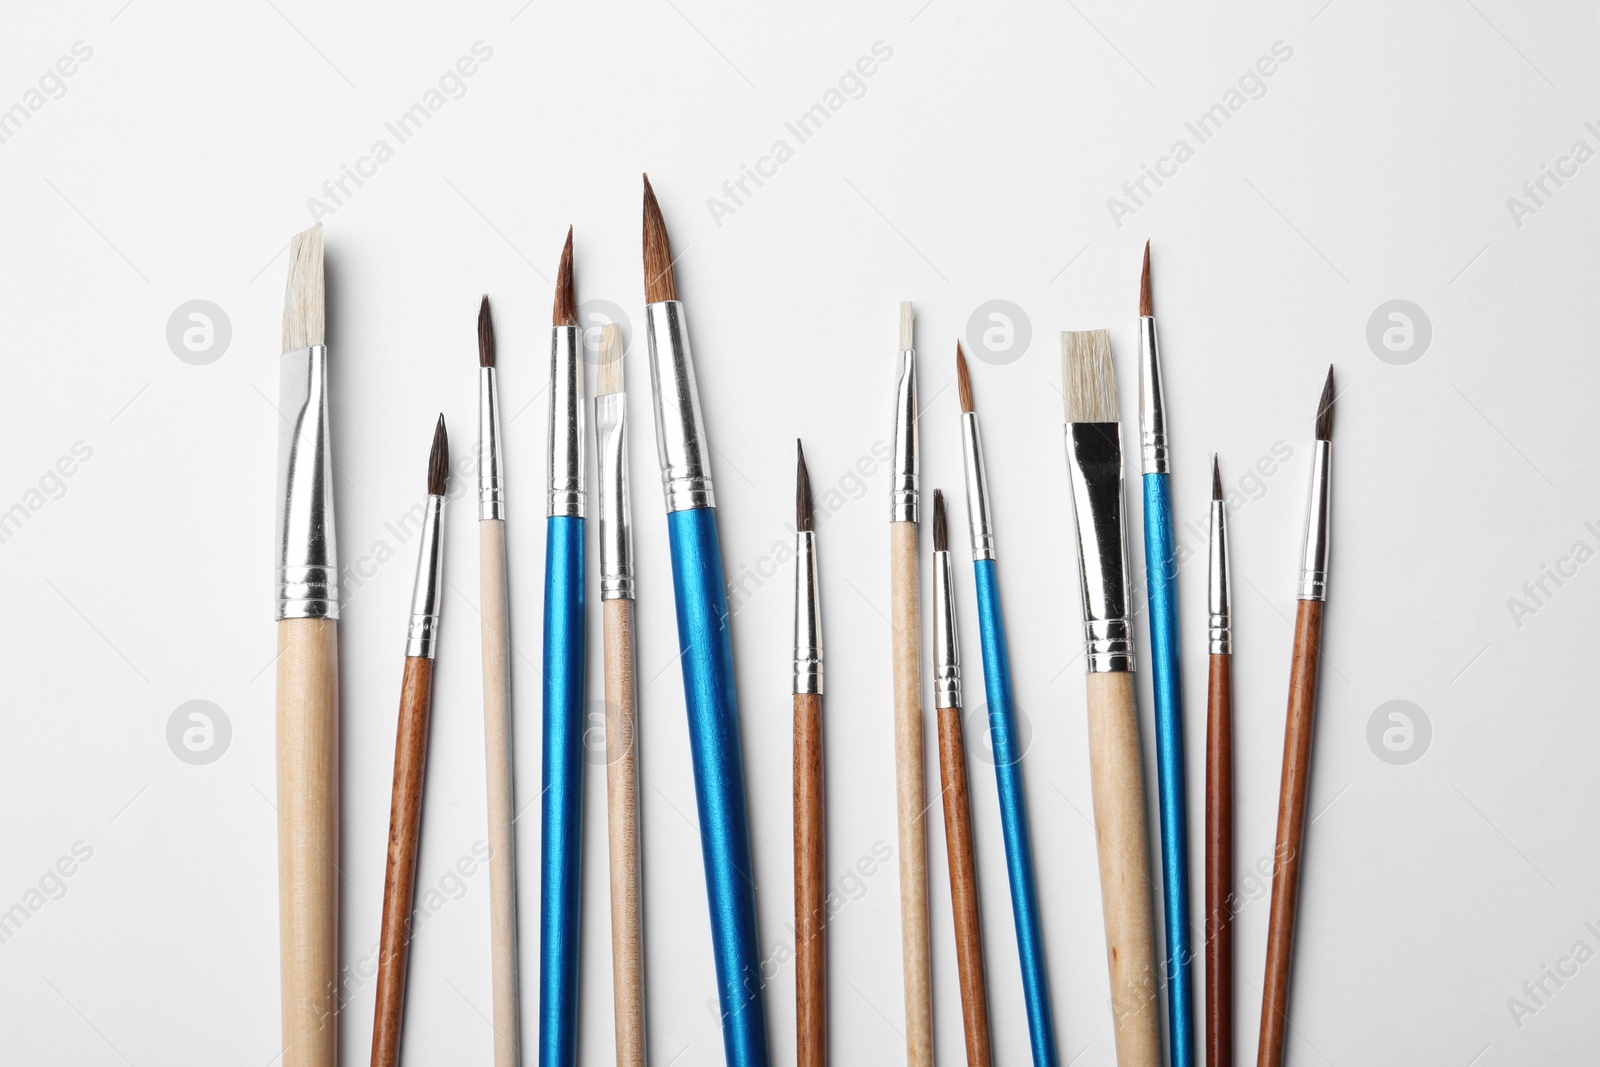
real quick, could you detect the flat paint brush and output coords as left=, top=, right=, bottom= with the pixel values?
left=793, top=441, right=826, bottom=1067
left=1060, top=329, right=1162, bottom=1066
left=370, top=416, right=449, bottom=1067
left=1205, top=458, right=1234, bottom=1067
left=476, top=296, right=522, bottom=1067
left=931, top=489, right=994, bottom=1067
left=275, top=224, right=339, bottom=1067
left=541, top=228, right=588, bottom=1067
left=641, top=175, right=769, bottom=1066
left=1256, top=368, right=1336, bottom=1067
left=958, top=344, right=1059, bottom=1067
left=596, top=322, right=646, bottom=1066
left=889, top=301, right=933, bottom=1067
left=1137, top=243, right=1196, bottom=1067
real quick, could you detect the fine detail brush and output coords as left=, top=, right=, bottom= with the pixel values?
left=931, top=489, right=994, bottom=1067
left=597, top=322, right=646, bottom=1066
left=958, top=343, right=1059, bottom=1066
left=1137, top=242, right=1196, bottom=1067
left=1256, top=367, right=1336, bottom=1067
left=793, top=441, right=826, bottom=1067
left=476, top=296, right=521, bottom=1067
left=370, top=416, right=449, bottom=1067
left=275, top=224, right=339, bottom=1067
left=1061, top=329, right=1162, bottom=1065
left=541, top=228, right=588, bottom=1067
left=1205, top=457, right=1234, bottom=1067
left=889, top=301, right=933, bottom=1066
left=642, top=174, right=769, bottom=1066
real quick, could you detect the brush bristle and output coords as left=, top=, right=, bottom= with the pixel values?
left=1315, top=365, right=1335, bottom=441
left=956, top=342, right=974, bottom=413
left=1212, top=455, right=1222, bottom=500
left=899, top=302, right=914, bottom=351
left=554, top=226, right=577, bottom=326
left=597, top=323, right=624, bottom=395
left=428, top=415, right=448, bottom=496
left=1061, top=330, right=1119, bottom=422
left=642, top=174, right=679, bottom=304
left=282, top=225, right=324, bottom=351
left=1139, top=240, right=1153, bottom=317
left=478, top=295, right=495, bottom=368
left=796, top=440, right=814, bottom=532
left=932, top=489, right=947, bottom=552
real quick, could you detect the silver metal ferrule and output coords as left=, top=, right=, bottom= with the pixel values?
left=890, top=350, right=918, bottom=523
left=960, top=412, right=996, bottom=561
left=793, top=530, right=823, bottom=695
left=479, top=366, right=505, bottom=520
left=932, top=549, right=962, bottom=710
left=547, top=325, right=586, bottom=518
left=276, top=344, right=339, bottom=620
left=645, top=301, right=715, bottom=513
left=596, top=391, right=635, bottom=600
left=1138, top=316, right=1169, bottom=475
left=1063, top=422, right=1135, bottom=673
left=1208, top=497, right=1232, bottom=654
left=405, top=494, right=445, bottom=658
left=1297, top=439, right=1332, bottom=601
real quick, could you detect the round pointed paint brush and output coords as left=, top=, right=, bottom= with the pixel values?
left=1206, top=457, right=1234, bottom=1067
left=793, top=441, right=827, bottom=1067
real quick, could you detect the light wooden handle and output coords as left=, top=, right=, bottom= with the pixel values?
left=936, top=705, right=992, bottom=1067
left=794, top=691, right=826, bottom=1067
left=604, top=598, right=646, bottom=1066
left=479, top=519, right=522, bottom=1067
left=1085, top=671, right=1162, bottom=1067
left=889, top=521, right=932, bottom=1066
left=276, top=616, right=339, bottom=1067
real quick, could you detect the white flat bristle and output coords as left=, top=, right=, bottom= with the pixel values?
left=1061, top=330, right=1119, bottom=423
left=282, top=225, right=325, bottom=351
left=597, top=323, right=624, bottom=395
left=899, top=301, right=914, bottom=351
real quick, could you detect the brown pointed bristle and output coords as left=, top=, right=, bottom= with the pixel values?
left=1212, top=455, right=1222, bottom=500
left=282, top=225, right=324, bottom=351
left=1139, top=240, right=1153, bottom=317
left=932, top=490, right=947, bottom=552
left=642, top=174, right=679, bottom=304
left=796, top=440, right=814, bottom=533
left=478, top=295, right=495, bottom=368
left=1315, top=365, right=1335, bottom=441
left=956, top=342, right=974, bottom=413
left=596, top=323, right=624, bottom=396
left=553, top=226, right=577, bottom=326
left=428, top=415, right=448, bottom=496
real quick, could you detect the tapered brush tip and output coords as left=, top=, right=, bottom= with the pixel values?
left=597, top=323, right=624, bottom=395
left=932, top=489, right=947, bottom=552
left=956, top=341, right=974, bottom=413
left=1061, top=329, right=1119, bottom=422
left=428, top=415, right=449, bottom=496
left=899, top=301, right=915, bottom=351
left=1212, top=455, right=1222, bottom=500
left=478, top=295, right=495, bottom=368
left=796, top=439, right=814, bottom=532
left=282, top=225, right=325, bottom=351
left=554, top=226, right=577, bottom=326
left=642, top=173, right=679, bottom=304
left=1139, top=240, right=1153, bottom=317
left=1315, top=364, right=1335, bottom=441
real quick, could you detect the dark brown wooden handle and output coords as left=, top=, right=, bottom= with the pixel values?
left=937, top=705, right=993, bottom=1067
left=371, top=656, right=436, bottom=1067
left=794, top=692, right=826, bottom=1067
left=1206, top=651, right=1234, bottom=1067
left=1257, top=600, right=1324, bottom=1067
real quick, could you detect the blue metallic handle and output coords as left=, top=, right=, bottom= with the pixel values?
left=973, top=559, right=1058, bottom=1067
left=1143, top=472, right=1195, bottom=1067
left=540, top=516, right=586, bottom=1067
left=667, top=506, right=770, bottom=1067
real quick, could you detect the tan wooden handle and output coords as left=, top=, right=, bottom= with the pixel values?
left=604, top=597, right=646, bottom=1066
left=794, top=692, right=826, bottom=1067
left=479, top=519, right=522, bottom=1067
left=276, top=616, right=340, bottom=1067
left=889, top=521, right=932, bottom=1066
left=1085, top=671, right=1162, bottom=1067
left=937, top=705, right=992, bottom=1067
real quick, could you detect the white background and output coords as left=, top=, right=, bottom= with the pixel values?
left=1, top=1, right=1596, bottom=1064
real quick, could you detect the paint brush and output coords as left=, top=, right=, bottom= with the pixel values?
left=641, top=174, right=769, bottom=1066
left=1205, top=457, right=1234, bottom=1067
left=370, top=415, right=449, bottom=1067
left=541, top=227, right=588, bottom=1067
left=1060, top=329, right=1162, bottom=1065
left=1256, top=367, right=1336, bottom=1067
left=793, top=441, right=826, bottom=1067
left=889, top=301, right=933, bottom=1066
left=1137, top=242, right=1195, bottom=1067
left=597, top=321, right=646, bottom=1066
left=275, top=224, right=339, bottom=1067
left=958, top=343, right=1059, bottom=1066
left=931, top=489, right=994, bottom=1067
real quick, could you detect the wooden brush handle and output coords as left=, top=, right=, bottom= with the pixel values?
left=889, top=521, right=932, bottom=1066
left=370, top=656, right=437, bottom=1067
left=1257, top=600, right=1324, bottom=1067
left=1085, top=671, right=1162, bottom=1067
left=276, top=616, right=339, bottom=1067
left=794, top=691, right=826, bottom=1067
left=604, top=597, right=646, bottom=1067
left=936, top=705, right=992, bottom=1067
left=479, top=519, right=521, bottom=1067
left=1206, top=651, right=1234, bottom=1067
